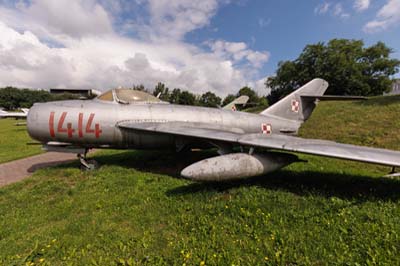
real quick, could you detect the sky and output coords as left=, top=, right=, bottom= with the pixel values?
left=0, top=0, right=399, bottom=96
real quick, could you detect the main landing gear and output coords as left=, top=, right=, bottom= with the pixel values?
left=384, top=166, right=400, bottom=178
left=78, top=149, right=99, bottom=171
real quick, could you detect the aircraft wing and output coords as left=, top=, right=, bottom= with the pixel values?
left=117, top=121, right=400, bottom=167
left=0, top=109, right=28, bottom=119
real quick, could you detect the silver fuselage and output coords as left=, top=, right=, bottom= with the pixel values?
left=27, top=100, right=300, bottom=149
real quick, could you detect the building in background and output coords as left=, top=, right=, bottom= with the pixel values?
left=386, top=79, right=400, bottom=95
left=49, top=88, right=93, bottom=98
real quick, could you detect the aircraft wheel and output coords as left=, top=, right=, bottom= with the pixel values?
left=80, top=159, right=99, bottom=171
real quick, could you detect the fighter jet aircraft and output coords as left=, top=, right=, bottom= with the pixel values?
left=0, top=108, right=29, bottom=119
left=222, top=95, right=249, bottom=111
left=26, top=79, right=400, bottom=181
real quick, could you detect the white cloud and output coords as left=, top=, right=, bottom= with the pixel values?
left=364, top=0, right=400, bottom=33
left=314, top=2, right=330, bottom=14
left=249, top=76, right=269, bottom=96
left=0, top=0, right=271, bottom=96
left=145, top=0, right=219, bottom=40
left=0, top=22, right=248, bottom=95
left=258, top=18, right=271, bottom=28
left=209, top=40, right=270, bottom=68
left=333, top=3, right=350, bottom=19
left=314, top=2, right=349, bottom=19
left=354, top=0, right=370, bottom=11
left=0, top=0, right=113, bottom=40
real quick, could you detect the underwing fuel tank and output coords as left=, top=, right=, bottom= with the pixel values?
left=181, top=152, right=299, bottom=181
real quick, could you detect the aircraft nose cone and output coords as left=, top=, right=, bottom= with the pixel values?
left=26, top=103, right=45, bottom=142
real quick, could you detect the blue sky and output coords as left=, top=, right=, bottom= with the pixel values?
left=0, top=0, right=399, bottom=95
left=187, top=0, right=400, bottom=77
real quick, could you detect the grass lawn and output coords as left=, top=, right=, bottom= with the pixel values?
left=1, top=96, right=400, bottom=265
left=0, top=118, right=42, bottom=163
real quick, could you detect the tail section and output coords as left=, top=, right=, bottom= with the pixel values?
left=261, top=78, right=329, bottom=122
left=222, top=95, right=249, bottom=111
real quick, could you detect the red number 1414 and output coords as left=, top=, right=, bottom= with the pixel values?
left=49, top=112, right=102, bottom=138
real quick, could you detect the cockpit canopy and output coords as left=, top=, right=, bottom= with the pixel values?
left=97, top=88, right=165, bottom=104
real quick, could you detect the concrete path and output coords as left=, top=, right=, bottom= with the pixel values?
left=0, top=152, right=77, bottom=187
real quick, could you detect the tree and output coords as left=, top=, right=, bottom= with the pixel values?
left=237, top=86, right=260, bottom=105
left=0, top=87, right=79, bottom=110
left=198, top=91, right=221, bottom=107
left=266, top=39, right=400, bottom=104
left=169, top=88, right=181, bottom=104
left=153, top=82, right=170, bottom=101
left=222, top=94, right=236, bottom=106
left=168, top=88, right=197, bottom=105
left=179, top=90, right=197, bottom=105
left=132, top=84, right=148, bottom=92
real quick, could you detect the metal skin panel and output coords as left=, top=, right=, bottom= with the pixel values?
left=27, top=99, right=293, bottom=149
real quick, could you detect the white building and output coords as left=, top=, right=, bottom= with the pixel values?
left=386, top=79, right=400, bottom=95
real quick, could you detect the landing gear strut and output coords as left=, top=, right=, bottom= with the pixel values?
left=384, top=166, right=400, bottom=178
left=78, top=149, right=99, bottom=171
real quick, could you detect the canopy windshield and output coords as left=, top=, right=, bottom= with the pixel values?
left=97, top=89, right=162, bottom=103
left=115, top=89, right=161, bottom=103
left=97, top=90, right=114, bottom=101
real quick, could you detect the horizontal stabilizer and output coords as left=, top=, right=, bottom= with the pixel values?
left=301, top=95, right=367, bottom=101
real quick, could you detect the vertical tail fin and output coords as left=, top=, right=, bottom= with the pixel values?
left=222, top=95, right=249, bottom=111
left=261, top=78, right=329, bottom=122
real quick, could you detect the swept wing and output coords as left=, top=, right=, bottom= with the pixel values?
left=117, top=121, right=400, bottom=167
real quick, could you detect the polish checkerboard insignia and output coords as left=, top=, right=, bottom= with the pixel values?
left=291, top=99, right=300, bottom=113
left=261, top=123, right=272, bottom=135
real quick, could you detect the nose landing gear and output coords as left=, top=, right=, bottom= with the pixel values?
left=78, top=149, right=99, bottom=170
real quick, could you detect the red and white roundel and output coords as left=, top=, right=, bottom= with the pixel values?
left=261, top=123, right=272, bottom=135
left=231, top=105, right=237, bottom=111
left=291, top=99, right=300, bottom=113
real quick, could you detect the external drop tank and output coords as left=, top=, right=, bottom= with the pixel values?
left=181, top=152, right=299, bottom=181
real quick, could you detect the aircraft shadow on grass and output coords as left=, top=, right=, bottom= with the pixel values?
left=167, top=170, right=400, bottom=202
left=53, top=150, right=400, bottom=202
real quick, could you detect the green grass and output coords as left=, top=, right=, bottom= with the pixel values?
left=299, top=95, right=400, bottom=150
left=0, top=118, right=42, bottom=163
left=1, top=96, right=400, bottom=265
